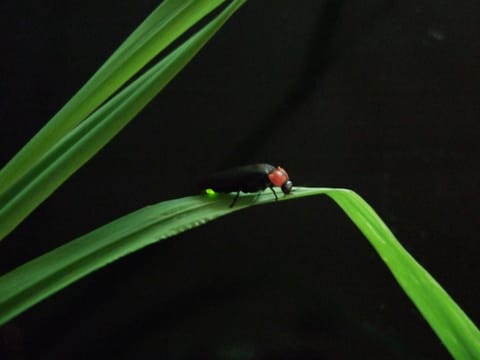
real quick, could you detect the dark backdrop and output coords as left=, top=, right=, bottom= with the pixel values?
left=1, top=0, right=479, bottom=359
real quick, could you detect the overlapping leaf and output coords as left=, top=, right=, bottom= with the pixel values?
left=0, top=0, right=246, bottom=240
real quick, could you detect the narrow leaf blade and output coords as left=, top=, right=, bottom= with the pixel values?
left=1, top=187, right=479, bottom=360
left=0, top=0, right=226, bottom=193
left=0, top=0, right=247, bottom=241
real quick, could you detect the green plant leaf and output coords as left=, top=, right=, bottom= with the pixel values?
left=0, top=0, right=228, bottom=194
left=0, top=187, right=479, bottom=359
left=0, top=0, right=247, bottom=241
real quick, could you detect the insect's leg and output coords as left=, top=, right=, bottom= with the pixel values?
left=269, top=186, right=279, bottom=201
left=230, top=191, right=240, bottom=208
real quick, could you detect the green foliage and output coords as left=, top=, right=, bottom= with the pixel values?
left=1, top=188, right=479, bottom=358
left=0, top=1, right=479, bottom=359
left=0, top=0, right=246, bottom=240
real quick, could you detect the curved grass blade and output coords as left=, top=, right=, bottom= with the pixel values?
left=316, top=188, right=480, bottom=359
left=0, top=0, right=226, bottom=194
left=0, top=0, right=247, bottom=241
left=1, top=187, right=479, bottom=359
left=0, top=191, right=258, bottom=326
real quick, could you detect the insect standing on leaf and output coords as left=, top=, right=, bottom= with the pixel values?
left=199, top=163, right=293, bottom=207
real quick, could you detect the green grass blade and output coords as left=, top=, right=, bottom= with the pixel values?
left=1, top=187, right=479, bottom=359
left=0, top=192, right=250, bottom=327
left=0, top=0, right=226, bottom=194
left=320, top=188, right=480, bottom=359
left=0, top=0, right=247, bottom=241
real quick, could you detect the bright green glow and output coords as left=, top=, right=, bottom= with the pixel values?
left=205, top=188, right=217, bottom=196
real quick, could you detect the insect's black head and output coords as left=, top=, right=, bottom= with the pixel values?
left=281, top=180, right=293, bottom=194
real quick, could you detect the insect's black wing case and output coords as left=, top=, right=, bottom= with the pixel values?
left=198, top=163, right=275, bottom=194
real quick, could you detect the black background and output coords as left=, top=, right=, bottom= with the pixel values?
left=1, top=0, right=479, bottom=359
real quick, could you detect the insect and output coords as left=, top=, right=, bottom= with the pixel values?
left=199, top=163, right=293, bottom=207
